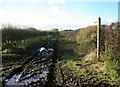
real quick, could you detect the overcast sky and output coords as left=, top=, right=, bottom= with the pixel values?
left=0, top=0, right=119, bottom=30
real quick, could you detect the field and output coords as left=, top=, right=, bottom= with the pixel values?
left=1, top=23, right=120, bottom=87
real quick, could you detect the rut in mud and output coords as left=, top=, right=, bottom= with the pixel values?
left=2, top=45, right=63, bottom=87
left=2, top=56, right=51, bottom=86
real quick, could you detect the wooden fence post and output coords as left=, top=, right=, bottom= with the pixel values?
left=97, top=17, right=101, bottom=58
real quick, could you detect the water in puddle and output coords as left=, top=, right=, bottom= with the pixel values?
left=6, top=70, right=49, bottom=85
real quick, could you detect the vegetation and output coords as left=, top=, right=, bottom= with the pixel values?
left=76, top=26, right=97, bottom=54
left=1, top=24, right=60, bottom=54
left=1, top=22, right=120, bottom=86
left=59, top=22, right=120, bottom=86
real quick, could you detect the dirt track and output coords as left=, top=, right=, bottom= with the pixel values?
left=2, top=55, right=117, bottom=87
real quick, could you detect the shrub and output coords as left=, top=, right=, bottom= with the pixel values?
left=76, top=26, right=97, bottom=54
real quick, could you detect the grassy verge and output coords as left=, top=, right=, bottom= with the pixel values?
left=59, top=51, right=120, bottom=86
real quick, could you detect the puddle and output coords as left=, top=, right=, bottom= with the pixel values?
left=6, top=74, right=24, bottom=85
left=6, top=70, right=49, bottom=85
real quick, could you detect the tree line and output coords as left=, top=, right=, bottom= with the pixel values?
left=1, top=24, right=60, bottom=54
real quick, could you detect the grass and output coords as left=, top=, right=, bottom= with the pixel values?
left=59, top=50, right=120, bottom=86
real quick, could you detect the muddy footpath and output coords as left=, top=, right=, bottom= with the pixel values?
left=1, top=54, right=116, bottom=87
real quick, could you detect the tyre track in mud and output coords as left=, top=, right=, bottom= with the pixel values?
left=15, top=56, right=37, bottom=82
left=44, top=44, right=64, bottom=87
left=3, top=55, right=53, bottom=86
left=44, top=59, right=63, bottom=87
left=2, top=44, right=62, bottom=86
